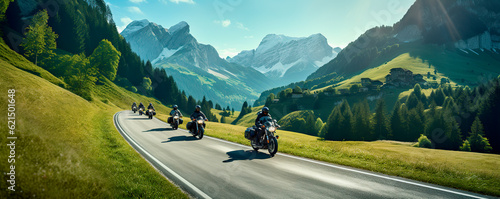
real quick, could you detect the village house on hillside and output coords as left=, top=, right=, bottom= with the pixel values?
left=361, top=78, right=384, bottom=91
left=384, top=68, right=426, bottom=88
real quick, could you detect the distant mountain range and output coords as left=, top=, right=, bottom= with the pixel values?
left=308, top=0, right=500, bottom=81
left=121, top=19, right=276, bottom=108
left=228, top=34, right=341, bottom=85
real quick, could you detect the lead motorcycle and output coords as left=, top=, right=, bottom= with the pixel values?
left=189, top=116, right=206, bottom=139
left=245, top=116, right=280, bottom=157
left=132, top=105, right=137, bottom=113
left=146, top=109, right=155, bottom=119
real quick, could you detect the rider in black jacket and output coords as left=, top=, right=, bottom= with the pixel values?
left=147, top=103, right=155, bottom=111
left=254, top=107, right=271, bottom=145
left=188, top=105, right=207, bottom=131
left=138, top=102, right=145, bottom=110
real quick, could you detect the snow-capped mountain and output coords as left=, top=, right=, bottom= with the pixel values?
left=121, top=20, right=275, bottom=108
left=228, top=34, right=341, bottom=85
left=121, top=19, right=193, bottom=62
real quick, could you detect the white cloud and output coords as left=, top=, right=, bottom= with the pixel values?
left=218, top=48, right=239, bottom=58
left=214, top=19, right=231, bottom=27
left=130, top=0, right=147, bottom=3
left=236, top=22, right=249, bottom=31
left=128, top=6, right=143, bottom=14
left=170, top=0, right=194, bottom=4
left=117, top=17, right=133, bottom=33
left=244, top=35, right=254, bottom=39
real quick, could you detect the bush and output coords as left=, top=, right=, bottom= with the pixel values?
left=460, top=140, right=471, bottom=151
left=418, top=134, right=432, bottom=148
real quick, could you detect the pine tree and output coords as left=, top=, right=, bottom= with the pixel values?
left=390, top=101, right=403, bottom=140
left=467, top=117, right=492, bottom=153
left=373, top=99, right=389, bottom=140
left=339, top=100, right=353, bottom=140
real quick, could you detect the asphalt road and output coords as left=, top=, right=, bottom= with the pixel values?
left=114, top=111, right=493, bottom=199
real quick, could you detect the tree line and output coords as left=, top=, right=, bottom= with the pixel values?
left=318, top=80, right=500, bottom=154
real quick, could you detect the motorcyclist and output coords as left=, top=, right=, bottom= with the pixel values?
left=169, top=105, right=183, bottom=124
left=170, top=105, right=183, bottom=117
left=147, top=103, right=155, bottom=111
left=188, top=105, right=207, bottom=132
left=254, top=107, right=271, bottom=146
left=132, top=102, right=137, bottom=109
left=138, top=102, right=145, bottom=110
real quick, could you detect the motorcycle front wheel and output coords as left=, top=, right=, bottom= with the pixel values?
left=268, top=137, right=278, bottom=157
left=198, top=128, right=204, bottom=139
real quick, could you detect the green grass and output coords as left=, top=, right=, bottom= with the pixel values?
left=211, top=109, right=240, bottom=124
left=174, top=121, right=500, bottom=196
left=0, top=43, right=188, bottom=198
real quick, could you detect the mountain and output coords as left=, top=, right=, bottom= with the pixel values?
left=308, top=0, right=500, bottom=81
left=121, top=20, right=275, bottom=108
left=228, top=34, right=340, bottom=85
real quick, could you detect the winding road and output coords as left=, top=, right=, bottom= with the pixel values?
left=113, top=111, right=492, bottom=199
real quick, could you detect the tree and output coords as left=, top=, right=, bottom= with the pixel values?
left=349, top=84, right=360, bottom=94
left=220, top=116, right=227, bottom=123
left=64, top=53, right=96, bottom=100
left=293, top=86, right=302, bottom=93
left=467, top=117, right=492, bottom=153
left=231, top=108, right=234, bottom=115
left=407, top=109, right=424, bottom=141
left=314, top=118, right=324, bottom=135
left=390, top=101, right=404, bottom=140
left=89, top=39, right=121, bottom=81
left=338, top=100, right=353, bottom=140
left=373, top=99, right=389, bottom=140
left=352, top=101, right=372, bottom=141
left=21, top=10, right=58, bottom=66
left=0, top=0, right=13, bottom=21
left=142, top=77, right=152, bottom=92
left=320, top=106, right=343, bottom=141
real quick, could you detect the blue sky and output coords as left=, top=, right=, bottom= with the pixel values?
left=106, top=0, right=415, bottom=58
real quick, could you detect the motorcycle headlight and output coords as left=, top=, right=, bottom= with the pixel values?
left=174, top=116, right=179, bottom=119
left=268, top=127, right=276, bottom=132
left=197, top=120, right=204, bottom=124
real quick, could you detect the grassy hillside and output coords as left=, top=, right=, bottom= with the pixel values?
left=313, top=44, right=500, bottom=92
left=174, top=121, right=500, bottom=196
left=233, top=105, right=264, bottom=127
left=211, top=109, right=240, bottom=124
left=0, top=41, right=187, bottom=198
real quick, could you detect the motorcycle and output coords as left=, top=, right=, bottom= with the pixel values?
left=139, top=107, right=144, bottom=115
left=248, top=117, right=280, bottom=157
left=189, top=116, right=206, bottom=139
left=146, top=109, right=155, bottom=119
left=132, top=106, right=137, bottom=113
left=170, top=113, right=182, bottom=130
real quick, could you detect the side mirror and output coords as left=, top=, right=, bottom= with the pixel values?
left=273, top=119, right=277, bottom=123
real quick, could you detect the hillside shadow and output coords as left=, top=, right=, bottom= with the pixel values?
left=143, top=128, right=170, bottom=132
left=222, top=150, right=271, bottom=163
left=161, top=135, right=198, bottom=143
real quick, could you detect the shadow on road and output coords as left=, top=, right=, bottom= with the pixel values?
left=162, top=135, right=198, bottom=143
left=223, top=150, right=271, bottom=163
left=143, top=128, right=170, bottom=132
left=127, top=117, right=150, bottom=120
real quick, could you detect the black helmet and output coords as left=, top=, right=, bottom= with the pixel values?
left=195, top=105, right=201, bottom=111
left=173, top=105, right=178, bottom=109
left=262, top=107, right=269, bottom=115
left=149, top=103, right=152, bottom=106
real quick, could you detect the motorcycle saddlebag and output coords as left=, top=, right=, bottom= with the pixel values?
left=168, top=117, right=173, bottom=123
left=179, top=118, right=183, bottom=124
left=244, top=127, right=256, bottom=140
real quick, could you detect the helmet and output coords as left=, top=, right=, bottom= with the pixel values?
left=262, top=107, right=269, bottom=115
left=149, top=103, right=152, bottom=106
left=195, top=105, right=201, bottom=111
left=173, top=105, right=178, bottom=110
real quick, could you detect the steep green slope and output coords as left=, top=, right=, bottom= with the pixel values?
left=0, top=42, right=187, bottom=198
